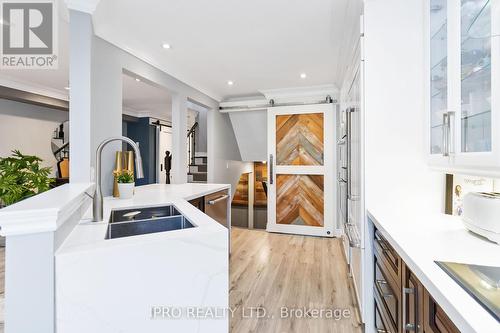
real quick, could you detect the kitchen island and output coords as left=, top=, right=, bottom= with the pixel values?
left=0, top=183, right=230, bottom=333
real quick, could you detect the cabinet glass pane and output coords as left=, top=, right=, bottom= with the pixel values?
left=461, top=0, right=491, bottom=152
left=430, top=0, right=448, bottom=154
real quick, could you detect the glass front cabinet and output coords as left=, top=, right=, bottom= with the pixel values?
left=426, top=0, right=500, bottom=175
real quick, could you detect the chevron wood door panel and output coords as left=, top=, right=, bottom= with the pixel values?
left=276, top=113, right=324, bottom=166
left=267, top=104, right=335, bottom=237
left=276, top=174, right=324, bottom=226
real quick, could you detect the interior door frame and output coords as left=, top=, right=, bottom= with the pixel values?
left=266, top=103, right=336, bottom=237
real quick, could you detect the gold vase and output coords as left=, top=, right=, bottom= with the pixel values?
left=113, top=151, right=124, bottom=197
left=124, top=151, right=135, bottom=174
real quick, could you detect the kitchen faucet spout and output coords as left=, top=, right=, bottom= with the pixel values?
left=93, top=136, right=144, bottom=222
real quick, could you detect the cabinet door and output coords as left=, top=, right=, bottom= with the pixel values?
left=430, top=0, right=449, bottom=156
left=403, top=266, right=425, bottom=333
left=452, top=0, right=500, bottom=169
left=427, top=0, right=500, bottom=172
left=426, top=0, right=450, bottom=165
left=423, top=289, right=460, bottom=333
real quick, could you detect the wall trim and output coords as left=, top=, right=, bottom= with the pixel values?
left=0, top=85, right=69, bottom=111
left=0, top=76, right=68, bottom=101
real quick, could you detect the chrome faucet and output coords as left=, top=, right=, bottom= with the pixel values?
left=93, top=136, right=144, bottom=222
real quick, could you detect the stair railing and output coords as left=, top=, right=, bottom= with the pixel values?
left=187, top=122, right=198, bottom=166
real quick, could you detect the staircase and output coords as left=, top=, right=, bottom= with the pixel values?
left=188, top=153, right=207, bottom=183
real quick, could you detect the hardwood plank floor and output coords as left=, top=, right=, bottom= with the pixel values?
left=0, top=232, right=360, bottom=333
left=230, top=228, right=362, bottom=333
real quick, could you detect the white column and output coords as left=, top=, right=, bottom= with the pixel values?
left=69, top=10, right=93, bottom=183
left=171, top=94, right=188, bottom=183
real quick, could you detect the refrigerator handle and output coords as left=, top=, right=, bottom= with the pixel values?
left=346, top=108, right=353, bottom=200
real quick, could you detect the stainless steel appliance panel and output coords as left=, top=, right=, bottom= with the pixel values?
left=204, top=190, right=229, bottom=228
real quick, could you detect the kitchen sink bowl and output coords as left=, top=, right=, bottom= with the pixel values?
left=110, top=205, right=181, bottom=223
left=106, top=205, right=195, bottom=239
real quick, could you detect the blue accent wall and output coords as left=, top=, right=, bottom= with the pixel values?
left=123, top=117, right=156, bottom=185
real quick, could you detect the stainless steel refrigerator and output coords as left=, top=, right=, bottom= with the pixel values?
left=337, top=54, right=364, bottom=321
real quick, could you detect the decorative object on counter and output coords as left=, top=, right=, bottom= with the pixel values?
left=113, top=151, right=135, bottom=197
left=115, top=170, right=135, bottom=199
left=124, top=151, right=135, bottom=173
left=113, top=151, right=124, bottom=197
left=463, top=191, right=500, bottom=244
left=445, top=174, right=497, bottom=216
left=0, top=150, right=53, bottom=207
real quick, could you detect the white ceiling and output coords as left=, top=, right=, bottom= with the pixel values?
left=122, top=72, right=172, bottom=119
left=122, top=72, right=199, bottom=127
left=0, top=0, right=362, bottom=102
left=93, top=0, right=362, bottom=100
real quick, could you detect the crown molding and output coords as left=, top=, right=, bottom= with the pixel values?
left=0, top=75, right=69, bottom=101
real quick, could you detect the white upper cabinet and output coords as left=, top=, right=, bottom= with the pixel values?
left=426, top=0, right=500, bottom=175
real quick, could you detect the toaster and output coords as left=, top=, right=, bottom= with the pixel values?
left=462, top=192, right=500, bottom=244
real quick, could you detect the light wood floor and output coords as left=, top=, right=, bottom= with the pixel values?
left=230, top=228, right=362, bottom=333
left=0, top=233, right=361, bottom=333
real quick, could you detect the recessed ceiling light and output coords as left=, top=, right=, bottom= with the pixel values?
left=227, top=80, right=234, bottom=86
left=162, top=43, right=171, bottom=49
left=300, top=73, right=307, bottom=79
left=135, top=78, right=141, bottom=82
left=64, top=86, right=70, bottom=90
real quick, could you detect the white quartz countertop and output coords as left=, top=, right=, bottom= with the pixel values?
left=57, top=183, right=230, bottom=255
left=0, top=183, right=94, bottom=236
left=367, top=205, right=500, bottom=333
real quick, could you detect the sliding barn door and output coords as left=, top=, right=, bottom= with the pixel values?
left=267, top=104, right=335, bottom=237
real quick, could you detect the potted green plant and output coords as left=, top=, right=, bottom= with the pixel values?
left=0, top=150, right=54, bottom=208
left=115, top=170, right=135, bottom=199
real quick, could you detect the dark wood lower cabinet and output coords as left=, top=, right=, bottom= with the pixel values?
left=402, top=264, right=425, bottom=332
left=374, top=227, right=460, bottom=333
left=422, top=289, right=460, bottom=333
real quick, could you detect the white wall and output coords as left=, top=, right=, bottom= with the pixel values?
left=193, top=107, right=208, bottom=153
left=207, top=108, right=253, bottom=198
left=228, top=110, right=267, bottom=162
left=0, top=99, right=68, bottom=176
left=364, top=0, right=443, bottom=214
left=69, top=10, right=247, bottom=195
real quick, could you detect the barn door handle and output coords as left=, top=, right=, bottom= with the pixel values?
left=269, top=154, right=274, bottom=185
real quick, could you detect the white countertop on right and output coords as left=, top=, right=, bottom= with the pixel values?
left=367, top=206, right=500, bottom=333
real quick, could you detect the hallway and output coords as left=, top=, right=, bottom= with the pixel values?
left=230, top=228, right=362, bottom=333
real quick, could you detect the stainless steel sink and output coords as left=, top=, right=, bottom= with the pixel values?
left=110, top=205, right=181, bottom=223
left=106, top=205, right=195, bottom=239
